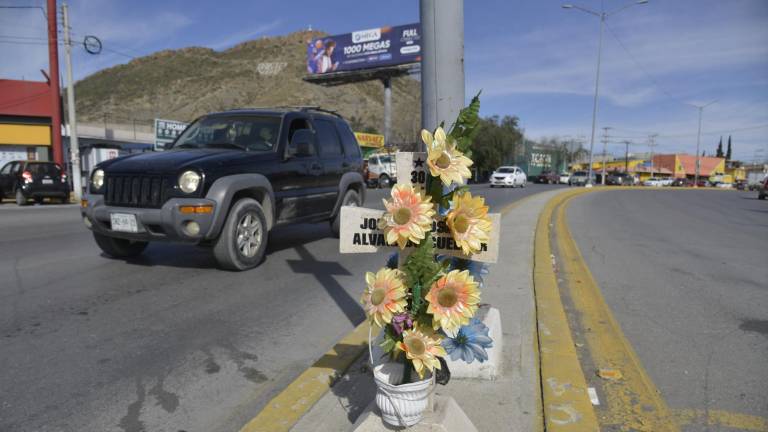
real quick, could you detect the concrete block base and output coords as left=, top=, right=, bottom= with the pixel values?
left=350, top=395, right=477, bottom=432
left=445, top=305, right=502, bottom=380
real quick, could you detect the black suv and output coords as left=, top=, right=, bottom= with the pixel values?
left=0, top=160, right=70, bottom=205
left=81, top=107, right=366, bottom=270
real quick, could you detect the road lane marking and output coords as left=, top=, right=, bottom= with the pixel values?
left=672, top=409, right=768, bottom=431
left=555, top=191, right=679, bottom=431
left=534, top=188, right=601, bottom=431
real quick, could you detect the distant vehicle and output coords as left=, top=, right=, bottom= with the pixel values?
left=366, top=153, right=397, bottom=188
left=606, top=172, right=633, bottom=186
left=0, top=160, right=70, bottom=205
left=535, top=170, right=559, bottom=184
left=568, top=171, right=595, bottom=186
left=81, top=107, right=365, bottom=271
left=714, top=182, right=733, bottom=189
left=644, top=177, right=665, bottom=187
left=758, top=177, right=767, bottom=200
left=670, top=178, right=693, bottom=187
left=558, top=172, right=570, bottom=184
left=490, top=166, right=527, bottom=188
left=735, top=180, right=747, bottom=190
left=696, top=179, right=711, bottom=187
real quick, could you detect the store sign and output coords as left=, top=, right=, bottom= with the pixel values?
left=531, top=152, right=551, bottom=167
left=306, top=23, right=421, bottom=74
left=154, top=119, right=189, bottom=151
left=354, top=132, right=385, bottom=148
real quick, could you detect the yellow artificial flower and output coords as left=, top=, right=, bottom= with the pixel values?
left=446, top=191, right=492, bottom=255
left=380, top=183, right=436, bottom=249
left=396, top=327, right=447, bottom=379
left=426, top=270, right=480, bottom=335
left=361, top=268, right=407, bottom=327
left=421, top=127, right=473, bottom=186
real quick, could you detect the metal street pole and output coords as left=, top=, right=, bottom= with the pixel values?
left=562, top=1, right=648, bottom=186
left=382, top=77, right=392, bottom=148
left=46, top=0, right=63, bottom=167
left=420, top=0, right=465, bottom=149
left=601, top=126, right=610, bottom=185
left=62, top=3, right=82, bottom=201
left=690, top=100, right=716, bottom=187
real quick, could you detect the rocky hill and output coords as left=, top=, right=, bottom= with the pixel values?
left=74, top=30, right=421, bottom=144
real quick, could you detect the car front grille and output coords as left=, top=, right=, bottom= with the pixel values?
left=104, top=175, right=169, bottom=208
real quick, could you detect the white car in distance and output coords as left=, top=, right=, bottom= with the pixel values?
left=644, top=177, right=665, bottom=187
left=490, top=166, right=527, bottom=188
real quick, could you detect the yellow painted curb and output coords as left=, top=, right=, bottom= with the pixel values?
left=239, top=321, right=371, bottom=432
left=534, top=188, right=601, bottom=431
left=555, top=191, right=679, bottom=431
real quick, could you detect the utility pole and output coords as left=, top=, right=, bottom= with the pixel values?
left=382, top=77, right=392, bottom=148
left=648, top=134, right=658, bottom=178
left=62, top=3, right=82, bottom=201
left=420, top=0, right=465, bottom=148
left=623, top=140, right=631, bottom=175
left=689, top=100, right=716, bottom=187
left=601, top=126, right=610, bottom=185
left=46, top=0, right=63, bottom=167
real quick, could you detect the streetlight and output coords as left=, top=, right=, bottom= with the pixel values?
left=688, top=100, right=716, bottom=187
left=562, top=0, right=649, bottom=187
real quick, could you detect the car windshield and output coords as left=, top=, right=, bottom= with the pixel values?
left=496, top=167, right=514, bottom=173
left=378, top=155, right=393, bottom=164
left=173, top=115, right=280, bottom=151
left=573, top=171, right=586, bottom=176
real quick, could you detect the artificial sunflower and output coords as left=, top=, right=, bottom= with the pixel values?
left=421, top=127, right=473, bottom=186
left=426, top=270, right=480, bottom=335
left=397, top=327, right=447, bottom=379
left=380, top=183, right=436, bottom=249
left=446, top=192, right=492, bottom=255
left=361, top=268, right=407, bottom=327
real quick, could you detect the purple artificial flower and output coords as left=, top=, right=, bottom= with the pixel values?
left=391, top=313, right=413, bottom=336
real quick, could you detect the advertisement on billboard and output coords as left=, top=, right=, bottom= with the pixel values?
left=306, top=23, right=421, bottom=75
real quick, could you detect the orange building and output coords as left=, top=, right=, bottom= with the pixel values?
left=0, top=79, right=57, bottom=168
left=652, top=154, right=725, bottom=179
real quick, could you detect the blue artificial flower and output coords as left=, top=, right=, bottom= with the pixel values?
left=437, top=256, right=490, bottom=289
left=385, top=252, right=398, bottom=269
left=441, top=318, right=493, bottom=364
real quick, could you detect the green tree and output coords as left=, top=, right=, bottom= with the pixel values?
left=716, top=137, right=724, bottom=158
left=469, top=115, right=523, bottom=177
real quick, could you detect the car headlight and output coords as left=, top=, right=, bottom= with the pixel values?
left=179, top=171, right=201, bottom=193
left=91, top=169, right=104, bottom=190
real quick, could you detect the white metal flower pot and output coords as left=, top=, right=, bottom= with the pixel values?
left=373, top=362, right=434, bottom=427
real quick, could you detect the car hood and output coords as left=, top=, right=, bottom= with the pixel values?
left=99, top=148, right=248, bottom=174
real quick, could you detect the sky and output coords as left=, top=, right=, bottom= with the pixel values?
left=1, top=0, right=767, bottom=161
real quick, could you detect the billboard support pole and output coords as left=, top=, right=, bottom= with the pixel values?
left=420, top=0, right=465, bottom=150
left=47, top=0, right=63, bottom=167
left=383, top=77, right=392, bottom=148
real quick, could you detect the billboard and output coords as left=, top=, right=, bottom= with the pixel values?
left=154, top=118, right=189, bottom=151
left=307, top=23, right=421, bottom=75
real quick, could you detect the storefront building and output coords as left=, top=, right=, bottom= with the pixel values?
left=0, top=79, right=54, bottom=168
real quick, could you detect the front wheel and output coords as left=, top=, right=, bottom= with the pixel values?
left=331, top=189, right=361, bottom=238
left=378, top=174, right=391, bottom=189
left=759, top=193, right=766, bottom=200
left=213, top=198, right=268, bottom=271
left=93, top=232, right=148, bottom=258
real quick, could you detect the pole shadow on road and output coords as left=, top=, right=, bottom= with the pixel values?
left=286, top=244, right=365, bottom=326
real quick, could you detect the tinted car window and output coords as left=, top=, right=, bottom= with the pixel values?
left=314, top=119, right=343, bottom=156
left=0, top=163, right=12, bottom=175
left=336, top=121, right=361, bottom=157
left=173, top=116, right=280, bottom=152
left=497, top=167, right=513, bottom=173
left=26, top=162, right=62, bottom=177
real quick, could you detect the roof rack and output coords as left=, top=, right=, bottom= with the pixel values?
left=275, top=106, right=343, bottom=118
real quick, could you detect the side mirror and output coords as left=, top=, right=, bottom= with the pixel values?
left=287, top=129, right=315, bottom=158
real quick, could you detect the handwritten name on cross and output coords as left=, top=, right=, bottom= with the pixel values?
left=339, top=152, right=501, bottom=264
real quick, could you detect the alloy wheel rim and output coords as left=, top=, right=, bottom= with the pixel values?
left=236, top=212, right=262, bottom=258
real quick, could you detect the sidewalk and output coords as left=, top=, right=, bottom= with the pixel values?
left=288, top=189, right=563, bottom=432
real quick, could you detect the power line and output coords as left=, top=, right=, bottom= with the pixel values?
left=604, top=21, right=687, bottom=106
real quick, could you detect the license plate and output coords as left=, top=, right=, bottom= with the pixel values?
left=42, top=179, right=53, bottom=184
left=110, top=213, right=138, bottom=233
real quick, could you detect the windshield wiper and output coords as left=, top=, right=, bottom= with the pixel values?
left=202, top=142, right=247, bottom=150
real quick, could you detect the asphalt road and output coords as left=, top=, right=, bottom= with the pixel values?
left=0, top=183, right=563, bottom=432
left=567, top=190, right=768, bottom=429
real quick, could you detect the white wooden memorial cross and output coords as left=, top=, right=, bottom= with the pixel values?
left=339, top=152, right=501, bottom=264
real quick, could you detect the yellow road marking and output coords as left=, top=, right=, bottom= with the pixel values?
left=555, top=190, right=678, bottom=431
left=534, top=188, right=600, bottom=431
left=673, top=409, right=768, bottom=431
left=239, top=321, right=371, bottom=432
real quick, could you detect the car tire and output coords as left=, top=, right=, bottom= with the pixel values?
left=489, top=184, right=494, bottom=188
left=213, top=198, right=268, bottom=271
left=378, top=174, right=391, bottom=189
left=759, top=193, right=766, bottom=200
left=331, top=189, right=361, bottom=238
left=521, top=180, right=526, bottom=188
left=34, top=197, right=44, bottom=204
left=93, top=232, right=148, bottom=258
left=15, top=189, right=28, bottom=206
